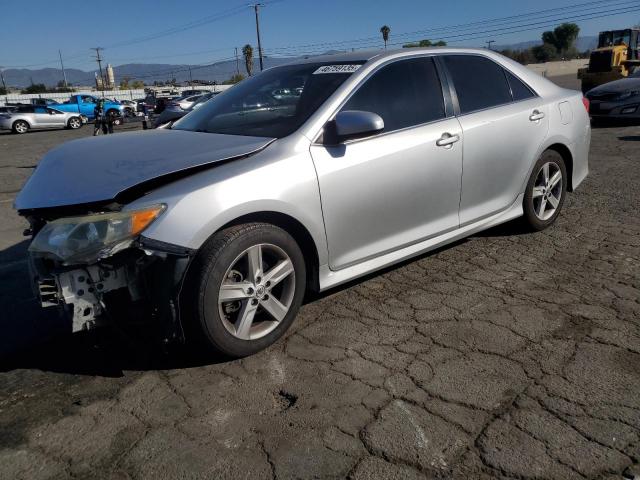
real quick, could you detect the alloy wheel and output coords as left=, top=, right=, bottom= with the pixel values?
left=69, top=118, right=81, bottom=128
left=218, top=243, right=296, bottom=340
left=15, top=122, right=28, bottom=133
left=532, top=161, right=563, bottom=221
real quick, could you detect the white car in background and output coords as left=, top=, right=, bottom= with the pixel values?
left=0, top=105, right=83, bottom=134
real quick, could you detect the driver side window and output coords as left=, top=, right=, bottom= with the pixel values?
left=341, top=57, right=446, bottom=133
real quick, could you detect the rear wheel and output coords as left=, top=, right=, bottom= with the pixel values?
left=67, top=116, right=82, bottom=129
left=12, top=120, right=29, bottom=134
left=184, top=223, right=306, bottom=358
left=523, top=150, right=567, bottom=231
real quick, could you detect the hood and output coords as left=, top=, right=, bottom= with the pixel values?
left=588, top=76, right=640, bottom=95
left=15, top=129, right=275, bottom=211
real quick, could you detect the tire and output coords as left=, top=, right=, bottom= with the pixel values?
left=67, top=116, right=82, bottom=129
left=12, top=120, right=29, bottom=134
left=107, top=110, right=122, bottom=125
left=523, top=150, right=567, bottom=231
left=183, top=223, right=306, bottom=358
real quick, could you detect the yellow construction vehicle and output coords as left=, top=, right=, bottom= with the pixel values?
left=578, top=28, right=640, bottom=93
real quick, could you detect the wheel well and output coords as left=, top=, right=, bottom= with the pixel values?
left=546, top=143, right=574, bottom=191
left=13, top=119, right=29, bottom=127
left=219, top=211, right=321, bottom=293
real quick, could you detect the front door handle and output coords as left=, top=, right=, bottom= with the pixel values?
left=436, top=133, right=460, bottom=148
left=529, top=110, right=545, bottom=122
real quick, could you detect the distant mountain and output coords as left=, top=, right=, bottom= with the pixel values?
left=2, top=56, right=304, bottom=88
left=494, top=35, right=598, bottom=52
left=3, top=35, right=601, bottom=88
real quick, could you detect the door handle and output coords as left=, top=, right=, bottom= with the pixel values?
left=529, top=110, right=545, bottom=122
left=436, top=133, right=460, bottom=148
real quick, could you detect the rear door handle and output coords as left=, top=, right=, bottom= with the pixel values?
left=529, top=110, right=545, bottom=121
left=436, top=133, right=460, bottom=148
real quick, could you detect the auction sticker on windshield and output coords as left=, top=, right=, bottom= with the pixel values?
left=313, top=65, right=361, bottom=74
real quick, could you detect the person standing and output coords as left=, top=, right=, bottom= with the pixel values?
left=93, top=98, right=106, bottom=136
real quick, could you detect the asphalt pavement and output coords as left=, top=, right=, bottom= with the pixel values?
left=0, top=93, right=639, bottom=479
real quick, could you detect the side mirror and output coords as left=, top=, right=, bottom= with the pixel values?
left=333, top=110, right=384, bottom=142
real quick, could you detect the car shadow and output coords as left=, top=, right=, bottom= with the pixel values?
left=618, top=135, right=640, bottom=141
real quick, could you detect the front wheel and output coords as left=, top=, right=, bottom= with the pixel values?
left=523, top=150, right=567, bottom=231
left=12, top=120, right=29, bottom=134
left=67, top=116, right=82, bottom=129
left=184, top=223, right=306, bottom=358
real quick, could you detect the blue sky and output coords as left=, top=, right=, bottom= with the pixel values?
left=1, top=0, right=638, bottom=71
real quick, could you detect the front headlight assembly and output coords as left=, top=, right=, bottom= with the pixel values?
left=616, top=91, right=639, bottom=101
left=29, top=204, right=165, bottom=265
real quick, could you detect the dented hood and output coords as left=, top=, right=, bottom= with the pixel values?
left=15, top=129, right=275, bottom=210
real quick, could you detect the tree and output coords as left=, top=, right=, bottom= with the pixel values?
left=223, top=73, right=245, bottom=85
left=0, top=87, right=6, bottom=95
left=21, top=83, right=47, bottom=94
left=532, top=43, right=558, bottom=63
left=403, top=39, right=447, bottom=48
left=131, top=80, right=144, bottom=89
left=242, top=44, right=254, bottom=76
left=541, top=23, right=580, bottom=57
left=380, top=25, right=390, bottom=49
left=119, top=76, right=131, bottom=89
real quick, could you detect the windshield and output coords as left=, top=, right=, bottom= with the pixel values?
left=173, top=61, right=364, bottom=138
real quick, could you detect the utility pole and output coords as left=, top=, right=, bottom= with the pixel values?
left=58, top=50, right=68, bottom=88
left=91, top=47, right=106, bottom=95
left=235, top=47, right=240, bottom=76
left=486, top=40, right=496, bottom=50
left=250, top=3, right=265, bottom=71
left=189, top=67, right=193, bottom=86
left=0, top=68, right=7, bottom=95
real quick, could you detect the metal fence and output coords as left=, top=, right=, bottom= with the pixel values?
left=0, top=85, right=232, bottom=105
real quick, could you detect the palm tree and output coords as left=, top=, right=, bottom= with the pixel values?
left=242, top=44, right=254, bottom=77
left=380, top=25, right=391, bottom=49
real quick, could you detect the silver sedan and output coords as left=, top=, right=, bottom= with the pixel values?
left=0, top=105, right=83, bottom=134
left=16, top=48, right=590, bottom=357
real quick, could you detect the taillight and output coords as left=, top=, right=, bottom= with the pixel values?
left=582, top=97, right=590, bottom=113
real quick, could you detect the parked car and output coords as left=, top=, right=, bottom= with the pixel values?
left=119, top=99, right=138, bottom=117
left=180, top=89, right=211, bottom=97
left=585, top=69, right=640, bottom=121
left=54, top=94, right=125, bottom=122
left=153, top=92, right=217, bottom=127
left=0, top=105, right=83, bottom=133
left=15, top=49, right=590, bottom=357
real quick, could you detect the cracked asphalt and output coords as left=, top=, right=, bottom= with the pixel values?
left=0, top=97, right=639, bottom=479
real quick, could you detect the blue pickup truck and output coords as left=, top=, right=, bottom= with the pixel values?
left=54, top=94, right=124, bottom=122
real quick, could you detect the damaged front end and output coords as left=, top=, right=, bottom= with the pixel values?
left=23, top=204, right=194, bottom=343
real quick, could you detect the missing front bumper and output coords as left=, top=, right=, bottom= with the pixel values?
left=31, top=237, right=195, bottom=342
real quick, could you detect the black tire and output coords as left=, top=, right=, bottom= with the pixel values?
left=183, top=223, right=306, bottom=358
left=67, top=116, right=82, bottom=129
left=523, top=150, right=567, bottom=231
left=12, top=120, right=29, bottom=134
left=107, top=109, right=122, bottom=125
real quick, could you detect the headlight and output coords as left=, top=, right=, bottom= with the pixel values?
left=616, top=91, right=639, bottom=101
left=29, top=204, right=165, bottom=265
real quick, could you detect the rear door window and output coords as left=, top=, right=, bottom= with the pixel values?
left=443, top=55, right=512, bottom=114
left=341, top=56, right=446, bottom=133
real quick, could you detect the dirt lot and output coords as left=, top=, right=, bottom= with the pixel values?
left=0, top=101, right=639, bottom=479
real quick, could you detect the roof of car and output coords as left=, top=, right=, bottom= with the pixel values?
left=286, top=47, right=493, bottom=65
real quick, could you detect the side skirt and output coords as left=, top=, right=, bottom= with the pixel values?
left=318, top=194, right=524, bottom=291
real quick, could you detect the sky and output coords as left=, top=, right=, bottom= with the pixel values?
left=1, top=0, right=638, bottom=71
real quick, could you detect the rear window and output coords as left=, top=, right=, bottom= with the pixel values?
left=504, top=70, right=535, bottom=101
left=443, top=55, right=512, bottom=114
